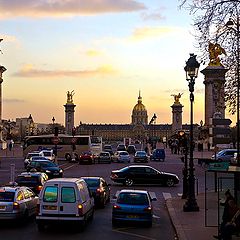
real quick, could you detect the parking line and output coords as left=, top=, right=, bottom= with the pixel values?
left=163, top=192, right=172, bottom=200
left=112, top=229, right=157, bottom=240
left=63, top=164, right=78, bottom=170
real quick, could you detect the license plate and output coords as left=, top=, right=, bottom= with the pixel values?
left=127, top=215, right=138, bottom=219
left=53, top=173, right=59, bottom=175
left=0, top=206, right=6, bottom=210
left=43, top=205, right=57, bottom=210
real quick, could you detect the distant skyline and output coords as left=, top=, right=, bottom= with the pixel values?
left=0, top=0, right=235, bottom=126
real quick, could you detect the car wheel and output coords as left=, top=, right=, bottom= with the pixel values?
left=125, top=178, right=133, bottom=186
left=112, top=219, right=118, bottom=227
left=166, top=178, right=175, bottom=187
left=89, top=208, right=94, bottom=221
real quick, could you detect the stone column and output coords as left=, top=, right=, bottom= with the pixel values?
left=64, top=103, right=76, bottom=135
left=171, top=103, right=183, bottom=133
left=201, top=66, right=228, bottom=126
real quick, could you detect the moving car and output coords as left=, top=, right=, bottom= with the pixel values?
left=79, top=151, right=94, bottom=164
left=26, top=159, right=63, bottom=178
left=112, top=151, right=130, bottom=163
left=0, top=184, right=38, bottom=220
left=24, top=151, right=44, bottom=168
left=98, top=151, right=111, bottom=164
left=134, top=151, right=148, bottom=163
left=39, top=149, right=55, bottom=162
left=82, top=177, right=110, bottom=208
left=150, top=149, right=166, bottom=161
left=15, top=171, right=48, bottom=194
left=112, top=189, right=156, bottom=227
left=36, top=178, right=94, bottom=231
left=211, top=149, right=237, bottom=162
left=110, top=165, right=179, bottom=187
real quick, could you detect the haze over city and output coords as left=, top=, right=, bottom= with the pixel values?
left=0, top=0, right=235, bottom=126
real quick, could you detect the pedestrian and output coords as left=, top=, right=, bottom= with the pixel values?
left=214, top=199, right=240, bottom=240
left=8, top=141, right=13, bottom=151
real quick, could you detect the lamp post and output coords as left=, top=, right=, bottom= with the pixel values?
left=52, top=117, right=55, bottom=134
left=226, top=16, right=240, bottom=166
left=183, top=53, right=200, bottom=212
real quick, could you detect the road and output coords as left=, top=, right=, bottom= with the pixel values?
left=0, top=147, right=213, bottom=240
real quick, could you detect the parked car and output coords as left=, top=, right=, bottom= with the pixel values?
left=211, top=149, right=237, bottom=162
left=98, top=152, right=111, bottom=164
left=39, top=149, right=55, bottom=162
left=150, top=149, right=166, bottom=161
left=110, top=165, right=179, bottom=187
left=117, top=144, right=127, bottom=151
left=103, top=145, right=114, bottom=155
left=24, top=151, right=44, bottom=168
left=82, top=177, right=110, bottom=208
left=0, top=184, right=38, bottom=220
left=112, top=189, right=156, bottom=227
left=79, top=151, right=94, bottom=165
left=26, top=159, right=63, bottom=178
left=134, top=151, right=148, bottom=163
left=36, top=178, right=95, bottom=231
left=127, top=145, right=136, bottom=154
left=15, top=171, right=48, bottom=194
left=112, top=151, right=130, bottom=163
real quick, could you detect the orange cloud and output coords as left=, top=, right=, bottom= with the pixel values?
left=0, top=0, right=146, bottom=18
left=13, top=64, right=117, bottom=78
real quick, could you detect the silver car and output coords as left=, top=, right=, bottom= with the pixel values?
left=112, top=151, right=130, bottom=163
left=0, top=184, right=39, bottom=220
left=211, top=149, right=237, bottom=162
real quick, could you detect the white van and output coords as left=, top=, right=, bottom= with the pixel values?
left=36, top=178, right=94, bottom=231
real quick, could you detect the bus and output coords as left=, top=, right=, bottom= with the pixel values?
left=23, top=134, right=91, bottom=161
left=90, top=136, right=103, bottom=157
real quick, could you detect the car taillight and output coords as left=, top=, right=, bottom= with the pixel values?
left=144, top=206, right=152, bottom=212
left=113, top=204, right=121, bottom=210
left=78, top=204, right=83, bottom=216
left=96, top=188, right=103, bottom=193
left=111, top=173, right=118, bottom=179
left=13, top=202, right=20, bottom=211
left=36, top=185, right=43, bottom=191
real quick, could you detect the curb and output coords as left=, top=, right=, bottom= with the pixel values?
left=166, top=198, right=187, bottom=240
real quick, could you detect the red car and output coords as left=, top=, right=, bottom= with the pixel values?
left=79, top=151, right=94, bottom=164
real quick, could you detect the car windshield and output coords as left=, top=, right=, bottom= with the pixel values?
left=83, top=178, right=100, bottom=187
left=118, top=166, right=129, bottom=172
left=40, top=161, right=57, bottom=167
left=16, top=176, right=39, bottom=184
left=117, top=193, right=149, bottom=205
left=136, top=152, right=146, bottom=156
left=120, top=152, right=128, bottom=155
left=0, top=191, right=15, bottom=202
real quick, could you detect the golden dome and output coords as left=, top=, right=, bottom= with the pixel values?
left=132, top=92, right=147, bottom=112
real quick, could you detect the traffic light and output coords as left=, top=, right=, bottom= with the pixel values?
left=54, top=127, right=59, bottom=137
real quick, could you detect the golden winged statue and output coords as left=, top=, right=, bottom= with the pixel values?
left=171, top=93, right=183, bottom=104
left=66, top=90, right=75, bottom=103
left=208, top=42, right=226, bottom=66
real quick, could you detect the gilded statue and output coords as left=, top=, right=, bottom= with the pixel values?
left=208, top=42, right=226, bottom=66
left=66, top=90, right=75, bottom=103
left=171, top=93, right=183, bottom=104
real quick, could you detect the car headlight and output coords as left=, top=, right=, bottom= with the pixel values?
left=59, top=169, right=63, bottom=173
left=45, top=170, right=51, bottom=173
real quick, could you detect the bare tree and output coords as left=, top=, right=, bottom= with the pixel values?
left=179, top=0, right=240, bottom=114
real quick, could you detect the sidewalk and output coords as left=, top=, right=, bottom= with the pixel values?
left=166, top=193, right=218, bottom=240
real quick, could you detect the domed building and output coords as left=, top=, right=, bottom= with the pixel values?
left=131, top=92, right=148, bottom=125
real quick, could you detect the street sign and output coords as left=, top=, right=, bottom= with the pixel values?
left=213, top=128, right=232, bottom=135
left=212, top=118, right=232, bottom=126
left=52, top=137, right=59, bottom=145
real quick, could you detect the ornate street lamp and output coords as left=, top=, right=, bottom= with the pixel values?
left=183, top=53, right=200, bottom=212
left=226, top=17, right=240, bottom=165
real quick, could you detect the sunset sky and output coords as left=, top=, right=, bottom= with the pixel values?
left=0, top=0, right=235, bottom=126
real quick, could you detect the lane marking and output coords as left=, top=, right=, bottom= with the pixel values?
left=63, top=164, right=77, bottom=170
left=163, top=192, right=172, bottom=200
left=112, top=229, right=157, bottom=240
